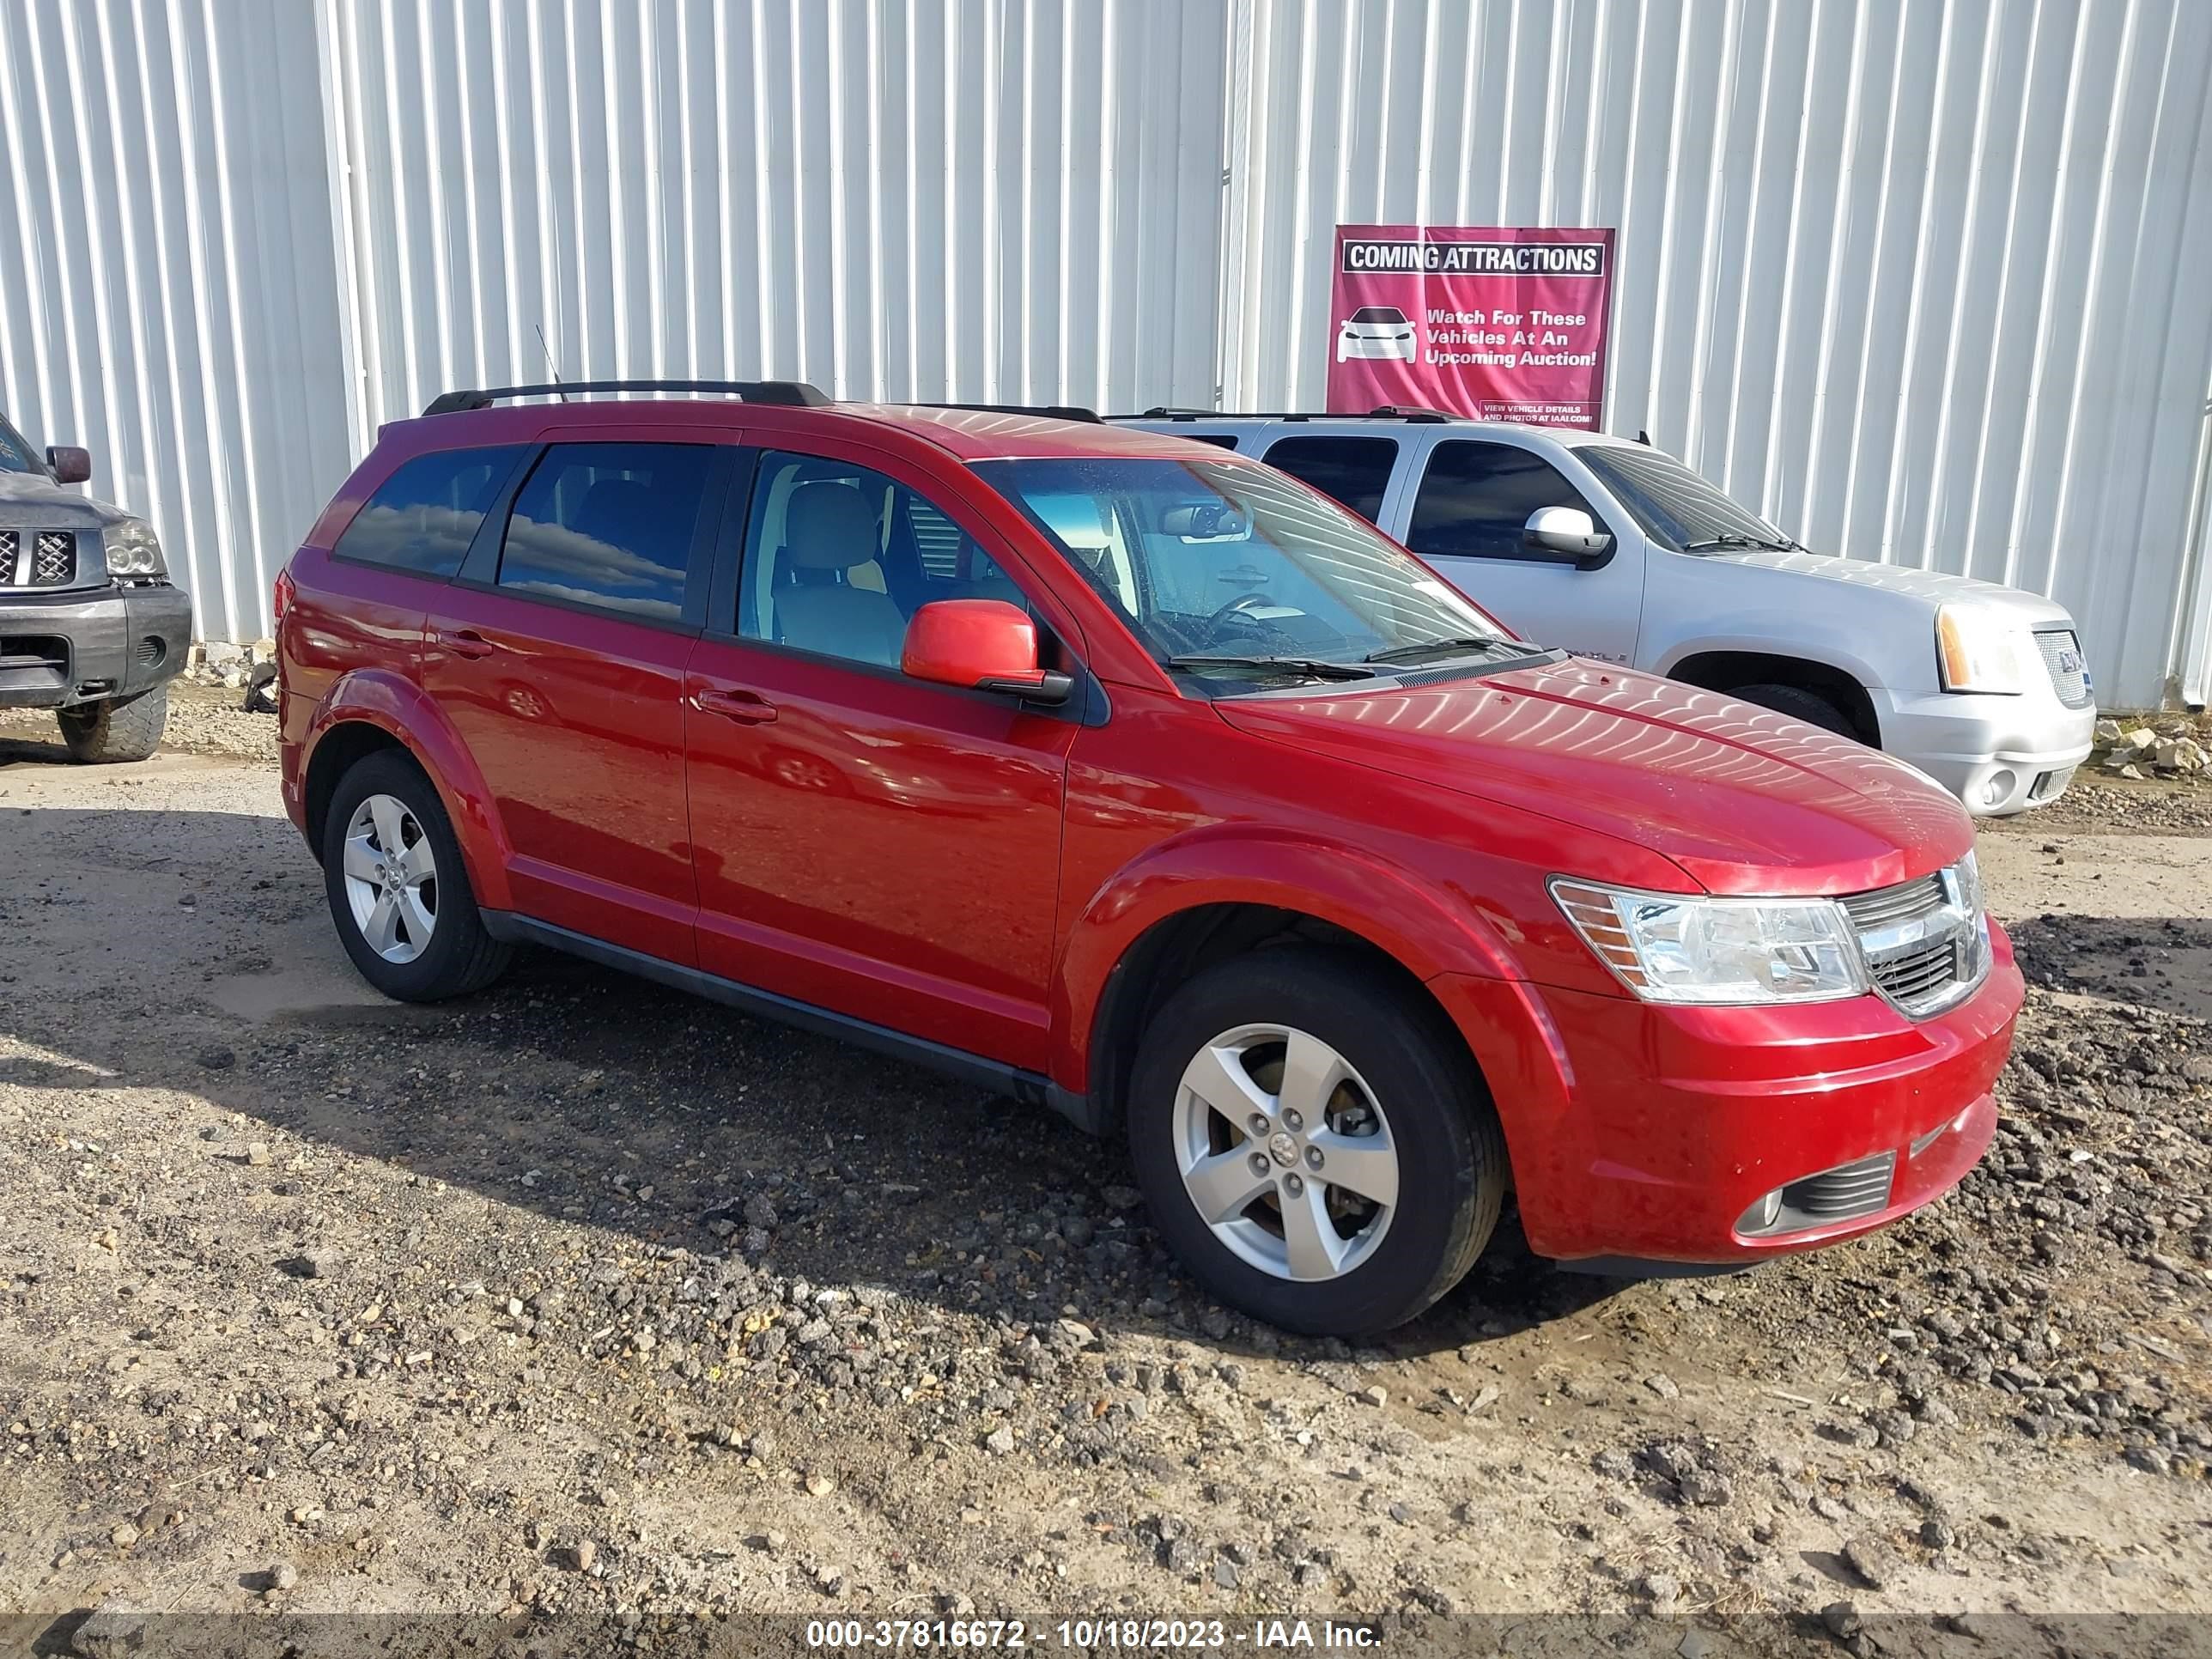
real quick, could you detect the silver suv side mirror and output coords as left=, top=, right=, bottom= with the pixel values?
left=1523, top=505, right=1613, bottom=566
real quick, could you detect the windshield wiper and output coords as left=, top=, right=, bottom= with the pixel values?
left=1166, top=654, right=1378, bottom=682
left=1681, top=533, right=1796, bottom=554
left=1363, top=634, right=1520, bottom=666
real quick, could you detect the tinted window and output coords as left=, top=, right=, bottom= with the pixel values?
left=1183, top=433, right=1242, bottom=450
left=740, top=451, right=1030, bottom=670
left=1261, top=436, right=1400, bottom=522
left=333, top=446, right=523, bottom=576
left=1574, top=444, right=1792, bottom=553
left=1349, top=307, right=1406, bottom=324
left=1407, top=441, right=1601, bottom=561
left=495, top=442, right=712, bottom=622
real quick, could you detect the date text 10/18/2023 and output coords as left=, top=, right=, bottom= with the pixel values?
left=805, top=1620, right=1383, bottom=1650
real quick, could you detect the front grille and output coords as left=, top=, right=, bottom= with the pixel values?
left=2033, top=629, right=2093, bottom=708
left=0, top=528, right=79, bottom=587
left=1780, top=1151, right=1896, bottom=1222
left=1840, top=861, right=1987, bottom=1018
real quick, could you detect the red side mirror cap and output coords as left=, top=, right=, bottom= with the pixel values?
left=902, top=599, right=1072, bottom=706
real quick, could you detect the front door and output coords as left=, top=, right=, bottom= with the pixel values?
left=683, top=445, right=1078, bottom=1070
left=419, top=437, right=727, bottom=964
left=1394, top=436, right=1644, bottom=665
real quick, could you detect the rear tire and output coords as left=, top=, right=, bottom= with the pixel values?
left=1729, top=681, right=1855, bottom=738
left=58, top=686, right=168, bottom=763
left=322, top=749, right=510, bottom=1002
left=1126, top=947, right=1507, bottom=1337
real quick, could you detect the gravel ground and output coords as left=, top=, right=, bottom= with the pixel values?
left=1, top=713, right=2209, bottom=1655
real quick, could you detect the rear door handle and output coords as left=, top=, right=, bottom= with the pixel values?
left=434, top=629, right=496, bottom=660
left=692, top=686, right=778, bottom=726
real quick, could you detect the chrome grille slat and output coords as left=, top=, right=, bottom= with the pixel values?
left=1838, top=874, right=1946, bottom=930
left=2033, top=629, right=2093, bottom=709
left=1843, top=861, right=1988, bottom=1018
left=0, top=530, right=15, bottom=583
left=32, top=530, right=75, bottom=586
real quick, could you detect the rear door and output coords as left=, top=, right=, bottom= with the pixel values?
left=419, top=435, right=732, bottom=963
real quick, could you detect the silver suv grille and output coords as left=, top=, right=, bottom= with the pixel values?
left=0, top=529, right=80, bottom=587
left=1839, top=858, right=1990, bottom=1018
left=2033, top=629, right=2093, bottom=708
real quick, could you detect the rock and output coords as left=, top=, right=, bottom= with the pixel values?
left=1638, top=1571, right=1681, bottom=1607
left=1919, top=1519, right=1955, bottom=1551
left=71, top=1598, right=148, bottom=1659
left=1591, top=1449, right=1635, bottom=1480
left=1822, top=1601, right=1863, bottom=1638
left=1643, top=1373, right=1681, bottom=1400
left=1677, top=1468, right=1734, bottom=1507
left=1678, top=1631, right=1717, bottom=1659
left=196, top=1046, right=236, bottom=1071
left=245, top=1141, right=271, bottom=1167
left=984, top=1425, right=1015, bottom=1455
left=1212, top=1556, right=1239, bottom=1589
left=276, top=1251, right=336, bottom=1279
left=1355, top=1384, right=1389, bottom=1408
left=805, top=1473, right=837, bottom=1497
left=571, top=1538, right=597, bottom=1572
left=107, top=1521, right=141, bottom=1548
left=1843, top=1535, right=1898, bottom=1590
left=270, top=1560, right=299, bottom=1591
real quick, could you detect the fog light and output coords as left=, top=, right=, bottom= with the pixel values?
left=1981, top=769, right=2016, bottom=807
left=1737, top=1188, right=1784, bottom=1234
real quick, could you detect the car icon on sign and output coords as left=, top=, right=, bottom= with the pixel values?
left=1337, top=305, right=1418, bottom=362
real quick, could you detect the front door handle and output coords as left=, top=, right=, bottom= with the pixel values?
left=434, top=628, right=495, bottom=660
left=692, top=687, right=778, bottom=726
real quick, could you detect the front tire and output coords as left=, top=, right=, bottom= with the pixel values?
left=1127, top=948, right=1507, bottom=1337
left=1729, top=681, right=1856, bottom=739
left=58, top=686, right=167, bottom=763
left=321, top=749, right=510, bottom=1001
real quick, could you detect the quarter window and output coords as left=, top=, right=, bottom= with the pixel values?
left=1259, top=435, right=1399, bottom=523
left=495, top=442, right=712, bottom=622
left=1406, top=441, right=1603, bottom=562
left=333, top=447, right=525, bottom=577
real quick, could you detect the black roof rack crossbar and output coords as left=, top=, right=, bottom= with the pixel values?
left=912, top=401, right=1103, bottom=423
left=422, top=379, right=832, bottom=416
left=1365, top=404, right=1460, bottom=422
left=1109, top=408, right=1468, bottom=423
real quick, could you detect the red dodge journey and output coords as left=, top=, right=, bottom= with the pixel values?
left=276, top=380, right=2020, bottom=1335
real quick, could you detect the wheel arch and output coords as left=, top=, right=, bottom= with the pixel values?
left=1662, top=647, right=1882, bottom=746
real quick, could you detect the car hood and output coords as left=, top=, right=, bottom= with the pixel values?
left=1214, top=656, right=1974, bottom=895
left=1693, top=546, right=2075, bottom=627
left=0, top=470, right=131, bottom=528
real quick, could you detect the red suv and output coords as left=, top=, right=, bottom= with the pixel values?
left=276, top=380, right=2021, bottom=1336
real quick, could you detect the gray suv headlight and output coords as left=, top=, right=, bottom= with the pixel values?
left=103, top=518, right=166, bottom=577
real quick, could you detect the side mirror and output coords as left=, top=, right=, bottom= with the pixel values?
left=902, top=599, right=1073, bottom=706
left=1523, top=505, right=1613, bottom=566
left=46, top=445, right=93, bottom=485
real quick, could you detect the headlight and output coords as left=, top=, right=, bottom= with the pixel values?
left=1936, top=605, right=2027, bottom=694
left=102, top=518, right=166, bottom=578
left=1551, top=878, right=1868, bottom=1005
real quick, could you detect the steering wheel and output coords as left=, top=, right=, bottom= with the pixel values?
left=1203, top=591, right=1279, bottom=641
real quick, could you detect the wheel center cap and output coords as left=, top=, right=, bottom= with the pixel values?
left=1266, top=1131, right=1300, bottom=1169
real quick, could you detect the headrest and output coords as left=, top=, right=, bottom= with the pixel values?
left=784, top=483, right=880, bottom=571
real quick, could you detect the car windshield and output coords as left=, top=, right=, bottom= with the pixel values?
left=1349, top=307, right=1405, bottom=324
left=976, top=455, right=1522, bottom=689
left=1574, top=443, right=1795, bottom=554
left=0, top=416, right=43, bottom=477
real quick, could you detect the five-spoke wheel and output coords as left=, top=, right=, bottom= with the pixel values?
left=339, top=793, right=440, bottom=963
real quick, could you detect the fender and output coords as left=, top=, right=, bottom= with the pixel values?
left=301, top=669, right=516, bottom=913
left=1651, top=629, right=1888, bottom=696
left=1048, top=822, right=1526, bottom=1097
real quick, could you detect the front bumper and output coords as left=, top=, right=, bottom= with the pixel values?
left=1336, top=335, right=1417, bottom=362
left=1874, top=686, right=2095, bottom=815
left=0, top=581, right=191, bottom=709
left=1434, top=922, right=2023, bottom=1265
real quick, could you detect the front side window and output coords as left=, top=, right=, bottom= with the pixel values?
left=978, top=454, right=1523, bottom=693
left=333, top=446, right=526, bottom=577
left=1405, top=441, right=1603, bottom=562
left=1573, top=444, right=1795, bottom=554
left=495, top=442, right=712, bottom=622
left=0, top=416, right=42, bottom=477
left=1261, top=435, right=1400, bottom=522
left=739, top=451, right=1030, bottom=671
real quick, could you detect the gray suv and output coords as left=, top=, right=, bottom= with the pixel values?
left=0, top=411, right=190, bottom=761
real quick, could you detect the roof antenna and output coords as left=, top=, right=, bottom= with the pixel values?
left=1636, top=428, right=1652, bottom=446
left=536, top=323, right=570, bottom=402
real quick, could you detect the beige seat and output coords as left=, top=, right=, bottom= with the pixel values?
left=775, top=483, right=908, bottom=667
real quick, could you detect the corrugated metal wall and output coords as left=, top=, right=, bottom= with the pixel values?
left=1220, top=0, right=2212, bottom=706
left=3, top=0, right=2209, bottom=703
left=0, top=0, right=354, bottom=646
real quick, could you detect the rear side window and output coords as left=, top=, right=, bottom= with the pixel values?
left=1406, top=441, right=1601, bottom=561
left=1182, top=433, right=1242, bottom=450
left=333, top=446, right=523, bottom=577
left=1259, top=435, right=1399, bottom=522
left=495, top=442, right=714, bottom=623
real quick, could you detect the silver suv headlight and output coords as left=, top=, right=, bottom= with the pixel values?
left=1936, top=604, right=2027, bottom=695
left=102, top=518, right=166, bottom=578
left=1550, top=878, right=1868, bottom=1005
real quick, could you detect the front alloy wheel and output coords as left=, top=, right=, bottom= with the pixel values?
left=1172, top=1024, right=1399, bottom=1281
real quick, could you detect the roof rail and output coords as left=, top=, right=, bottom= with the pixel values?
left=912, top=401, right=1103, bottom=423
left=1133, top=405, right=1218, bottom=417
left=421, top=379, right=831, bottom=416
left=1110, top=408, right=1468, bottom=423
left=1366, top=404, right=1461, bottom=422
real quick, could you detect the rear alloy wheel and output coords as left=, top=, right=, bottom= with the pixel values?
left=1128, top=948, right=1506, bottom=1336
left=322, top=749, right=510, bottom=1001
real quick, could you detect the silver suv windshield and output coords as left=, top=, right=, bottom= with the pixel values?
left=977, top=455, right=1528, bottom=688
left=1574, top=443, right=1796, bottom=555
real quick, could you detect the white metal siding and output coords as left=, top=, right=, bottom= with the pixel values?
left=2, top=0, right=2208, bottom=706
